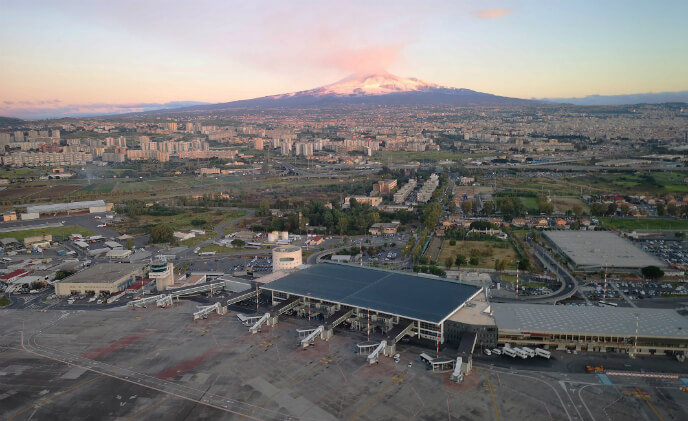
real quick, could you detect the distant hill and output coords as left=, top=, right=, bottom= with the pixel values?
left=543, top=91, right=688, bottom=106
left=162, top=73, right=539, bottom=114
left=0, top=116, right=23, bottom=127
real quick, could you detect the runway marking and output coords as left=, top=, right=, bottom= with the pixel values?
left=628, top=386, right=664, bottom=421
left=484, top=369, right=501, bottom=421
left=349, top=371, right=405, bottom=421
left=496, top=372, right=551, bottom=421
left=7, top=374, right=104, bottom=421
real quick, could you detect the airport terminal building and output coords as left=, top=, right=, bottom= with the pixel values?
left=261, top=263, right=483, bottom=346
left=55, top=263, right=145, bottom=296
left=491, top=303, right=688, bottom=356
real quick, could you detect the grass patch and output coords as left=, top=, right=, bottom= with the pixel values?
left=0, top=168, right=40, bottom=179
left=600, top=217, right=688, bottom=231
left=519, top=197, right=539, bottom=213
left=115, top=209, right=245, bottom=235
left=0, top=297, right=11, bottom=306
left=76, top=182, right=115, bottom=194
left=439, top=240, right=518, bottom=269
left=0, top=225, right=93, bottom=241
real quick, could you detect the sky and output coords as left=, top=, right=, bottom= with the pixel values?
left=1, top=0, right=687, bottom=118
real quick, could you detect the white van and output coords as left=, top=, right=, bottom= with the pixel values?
left=491, top=348, right=502, bottom=355
left=483, top=349, right=492, bottom=356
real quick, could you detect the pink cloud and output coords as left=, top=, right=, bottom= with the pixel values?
left=476, top=8, right=512, bottom=19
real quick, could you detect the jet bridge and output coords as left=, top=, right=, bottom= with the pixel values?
left=169, top=282, right=225, bottom=299
left=193, top=302, right=226, bottom=320
left=367, top=340, right=387, bottom=364
left=386, top=319, right=415, bottom=344
left=324, top=307, right=354, bottom=330
left=450, top=357, right=464, bottom=383
left=129, top=294, right=166, bottom=309
left=227, top=288, right=259, bottom=306
left=271, top=296, right=301, bottom=316
left=237, top=313, right=263, bottom=326
left=249, top=313, right=270, bottom=334
left=300, top=325, right=324, bottom=348
left=157, top=295, right=173, bottom=308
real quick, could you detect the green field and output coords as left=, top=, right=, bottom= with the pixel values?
left=580, top=172, right=688, bottom=194
left=0, top=168, right=40, bottom=179
left=600, top=217, right=688, bottom=231
left=113, top=181, right=151, bottom=193
left=0, top=225, right=93, bottom=241
left=439, top=240, right=518, bottom=269
left=76, top=182, right=115, bottom=194
left=115, top=209, right=245, bottom=235
left=519, top=197, right=539, bottom=213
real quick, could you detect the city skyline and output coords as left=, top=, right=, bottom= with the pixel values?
left=2, top=0, right=688, bottom=118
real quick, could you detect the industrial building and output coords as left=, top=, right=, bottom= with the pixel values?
left=54, top=263, right=145, bottom=296
left=24, top=200, right=112, bottom=218
left=543, top=231, right=665, bottom=271
left=491, top=303, right=688, bottom=356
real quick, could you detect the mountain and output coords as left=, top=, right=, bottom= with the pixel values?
left=543, top=91, right=688, bottom=106
left=0, top=116, right=24, bottom=127
left=169, top=73, right=537, bottom=113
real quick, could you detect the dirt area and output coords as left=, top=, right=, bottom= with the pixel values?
left=551, top=196, right=589, bottom=213
left=0, top=184, right=82, bottom=201
left=423, top=236, right=443, bottom=262
left=439, top=240, right=518, bottom=269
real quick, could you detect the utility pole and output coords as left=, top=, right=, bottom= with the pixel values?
left=367, top=308, right=370, bottom=341
left=603, top=264, right=608, bottom=302
left=516, top=261, right=520, bottom=297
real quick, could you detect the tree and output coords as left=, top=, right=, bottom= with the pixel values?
left=423, top=202, right=442, bottom=228
left=231, top=238, right=246, bottom=248
left=455, top=254, right=467, bottom=266
left=191, top=219, right=206, bottom=227
left=619, top=203, right=630, bottom=216
left=494, top=259, right=501, bottom=271
left=257, top=200, right=271, bottom=217
left=461, top=200, right=473, bottom=215
left=125, top=238, right=134, bottom=250
left=150, top=224, right=174, bottom=244
left=469, top=256, right=479, bottom=266
left=444, top=256, right=454, bottom=269
left=448, top=201, right=457, bottom=213
left=572, top=204, right=583, bottom=216
left=606, top=202, right=618, bottom=216
left=641, top=265, right=664, bottom=279
left=667, top=203, right=679, bottom=217
left=484, top=201, right=495, bottom=216
left=656, top=203, right=665, bottom=216
left=449, top=239, right=456, bottom=246
left=590, top=203, right=606, bottom=217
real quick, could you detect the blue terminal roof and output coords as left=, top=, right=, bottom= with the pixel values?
left=262, top=263, right=482, bottom=324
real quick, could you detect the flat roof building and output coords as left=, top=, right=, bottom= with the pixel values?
left=261, top=263, right=482, bottom=343
left=543, top=231, right=665, bottom=271
left=54, top=263, right=145, bottom=296
left=26, top=200, right=110, bottom=217
left=492, top=303, right=688, bottom=355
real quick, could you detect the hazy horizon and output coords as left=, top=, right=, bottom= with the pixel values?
left=2, top=0, right=687, bottom=118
